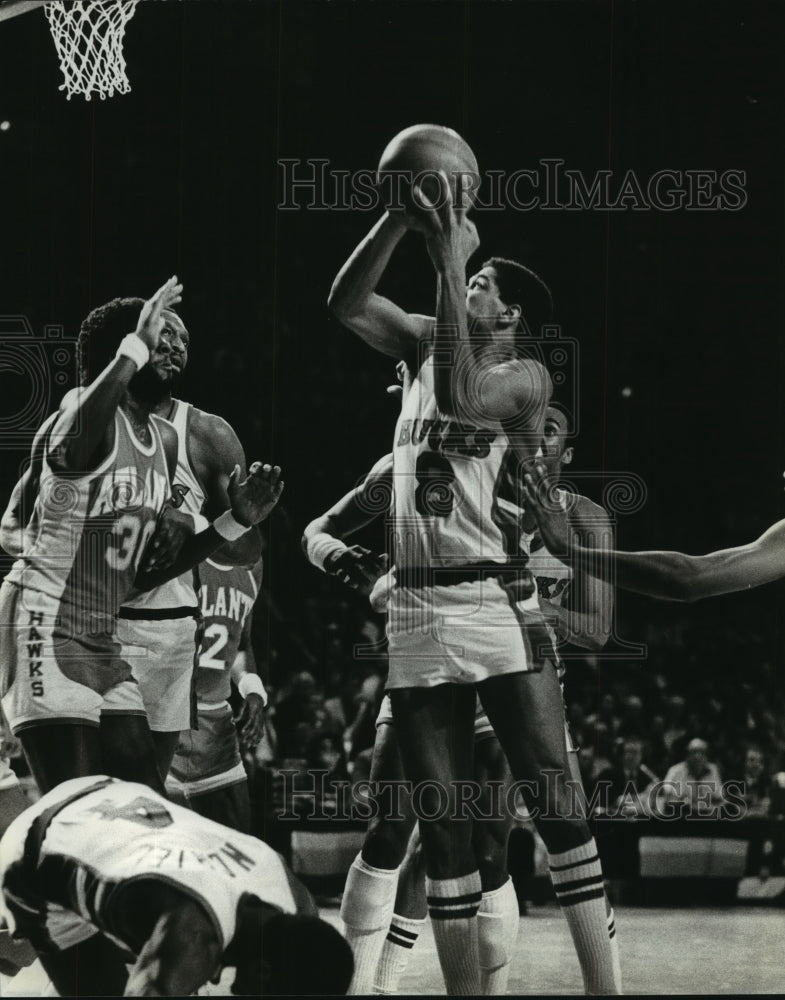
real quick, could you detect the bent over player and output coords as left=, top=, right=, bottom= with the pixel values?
left=167, top=551, right=266, bottom=833
left=0, top=775, right=353, bottom=996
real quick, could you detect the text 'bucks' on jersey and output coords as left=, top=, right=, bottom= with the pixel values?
left=391, top=355, right=528, bottom=571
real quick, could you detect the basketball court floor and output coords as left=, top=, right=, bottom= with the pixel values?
left=2, top=903, right=782, bottom=996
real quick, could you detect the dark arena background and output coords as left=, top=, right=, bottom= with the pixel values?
left=0, top=0, right=784, bottom=995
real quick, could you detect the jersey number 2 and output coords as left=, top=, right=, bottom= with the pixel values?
left=200, top=623, right=229, bottom=670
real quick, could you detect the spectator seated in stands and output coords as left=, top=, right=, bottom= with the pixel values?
left=738, top=744, right=773, bottom=819
left=597, top=737, right=660, bottom=817
left=659, top=737, right=725, bottom=817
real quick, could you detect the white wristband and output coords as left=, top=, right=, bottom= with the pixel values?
left=306, top=532, right=348, bottom=572
left=238, top=672, right=267, bottom=705
left=116, top=334, right=150, bottom=370
left=214, top=510, right=250, bottom=541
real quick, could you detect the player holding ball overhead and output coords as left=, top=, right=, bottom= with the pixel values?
left=329, top=126, right=618, bottom=995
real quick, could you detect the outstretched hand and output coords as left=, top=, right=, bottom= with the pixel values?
left=326, top=545, right=389, bottom=595
left=228, top=462, right=284, bottom=527
left=135, top=276, right=183, bottom=353
left=522, top=461, right=574, bottom=555
left=412, top=171, right=480, bottom=271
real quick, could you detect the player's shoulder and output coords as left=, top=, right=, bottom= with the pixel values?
left=568, top=491, right=611, bottom=526
left=366, top=452, right=394, bottom=480
left=185, top=406, right=244, bottom=461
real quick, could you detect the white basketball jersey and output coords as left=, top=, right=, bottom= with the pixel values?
left=122, top=399, right=206, bottom=612
left=522, top=489, right=573, bottom=607
left=0, top=776, right=297, bottom=951
left=391, top=356, right=523, bottom=571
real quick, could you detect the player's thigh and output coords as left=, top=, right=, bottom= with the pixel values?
left=98, top=713, right=166, bottom=795
left=389, top=684, right=476, bottom=791
left=39, top=932, right=130, bottom=997
left=20, top=724, right=102, bottom=794
left=189, top=781, right=251, bottom=834
left=477, top=664, right=573, bottom=782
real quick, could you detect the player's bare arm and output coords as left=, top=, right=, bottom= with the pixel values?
left=124, top=897, right=222, bottom=997
left=135, top=462, right=283, bottom=591
left=417, top=174, right=551, bottom=448
left=0, top=409, right=60, bottom=557
left=48, top=277, right=182, bottom=475
left=540, top=495, right=614, bottom=651
left=231, top=560, right=268, bottom=749
left=187, top=409, right=263, bottom=568
left=328, top=212, right=432, bottom=360
left=303, top=452, right=392, bottom=591
left=524, top=461, right=785, bottom=602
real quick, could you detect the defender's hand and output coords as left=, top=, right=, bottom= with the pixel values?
left=237, top=693, right=267, bottom=752
left=228, top=462, right=284, bottom=527
left=140, top=504, right=195, bottom=575
left=523, top=462, right=573, bottom=555
left=326, top=546, right=388, bottom=593
left=134, top=276, right=183, bottom=353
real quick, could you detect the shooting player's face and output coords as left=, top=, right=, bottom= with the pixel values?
left=465, top=266, right=513, bottom=341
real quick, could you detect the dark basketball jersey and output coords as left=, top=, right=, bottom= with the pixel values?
left=195, top=558, right=262, bottom=707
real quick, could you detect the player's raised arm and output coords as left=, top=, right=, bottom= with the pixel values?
left=48, top=277, right=182, bottom=475
left=302, top=452, right=392, bottom=592
left=191, top=411, right=263, bottom=568
left=328, top=213, right=432, bottom=360
left=524, top=462, right=785, bottom=602
left=417, top=174, right=551, bottom=450
left=540, top=496, right=615, bottom=651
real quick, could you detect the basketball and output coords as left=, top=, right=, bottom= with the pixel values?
left=377, top=123, right=480, bottom=216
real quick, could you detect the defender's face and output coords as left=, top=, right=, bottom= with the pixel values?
left=540, top=407, right=571, bottom=474
left=150, top=309, right=190, bottom=382
left=465, top=266, right=510, bottom=340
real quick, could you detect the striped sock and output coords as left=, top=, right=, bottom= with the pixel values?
left=478, top=876, right=520, bottom=995
left=373, top=913, right=426, bottom=994
left=548, top=840, right=618, bottom=994
left=426, top=872, right=482, bottom=995
left=340, top=854, right=401, bottom=995
left=607, top=906, right=622, bottom=993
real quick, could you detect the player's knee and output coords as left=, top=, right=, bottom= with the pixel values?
left=476, top=849, right=508, bottom=893
left=362, top=820, right=412, bottom=870
left=478, top=907, right=512, bottom=971
left=340, top=853, right=399, bottom=931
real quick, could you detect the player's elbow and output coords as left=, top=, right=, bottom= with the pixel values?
left=327, top=278, right=355, bottom=322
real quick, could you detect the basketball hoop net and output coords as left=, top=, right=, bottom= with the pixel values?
left=44, top=0, right=139, bottom=101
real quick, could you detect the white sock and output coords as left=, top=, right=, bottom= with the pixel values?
left=548, top=840, right=618, bottom=994
left=340, top=853, right=401, bottom=995
left=373, top=913, right=426, bottom=994
left=478, top=876, right=520, bottom=995
left=426, top=872, right=482, bottom=995
left=607, top=907, right=622, bottom=993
